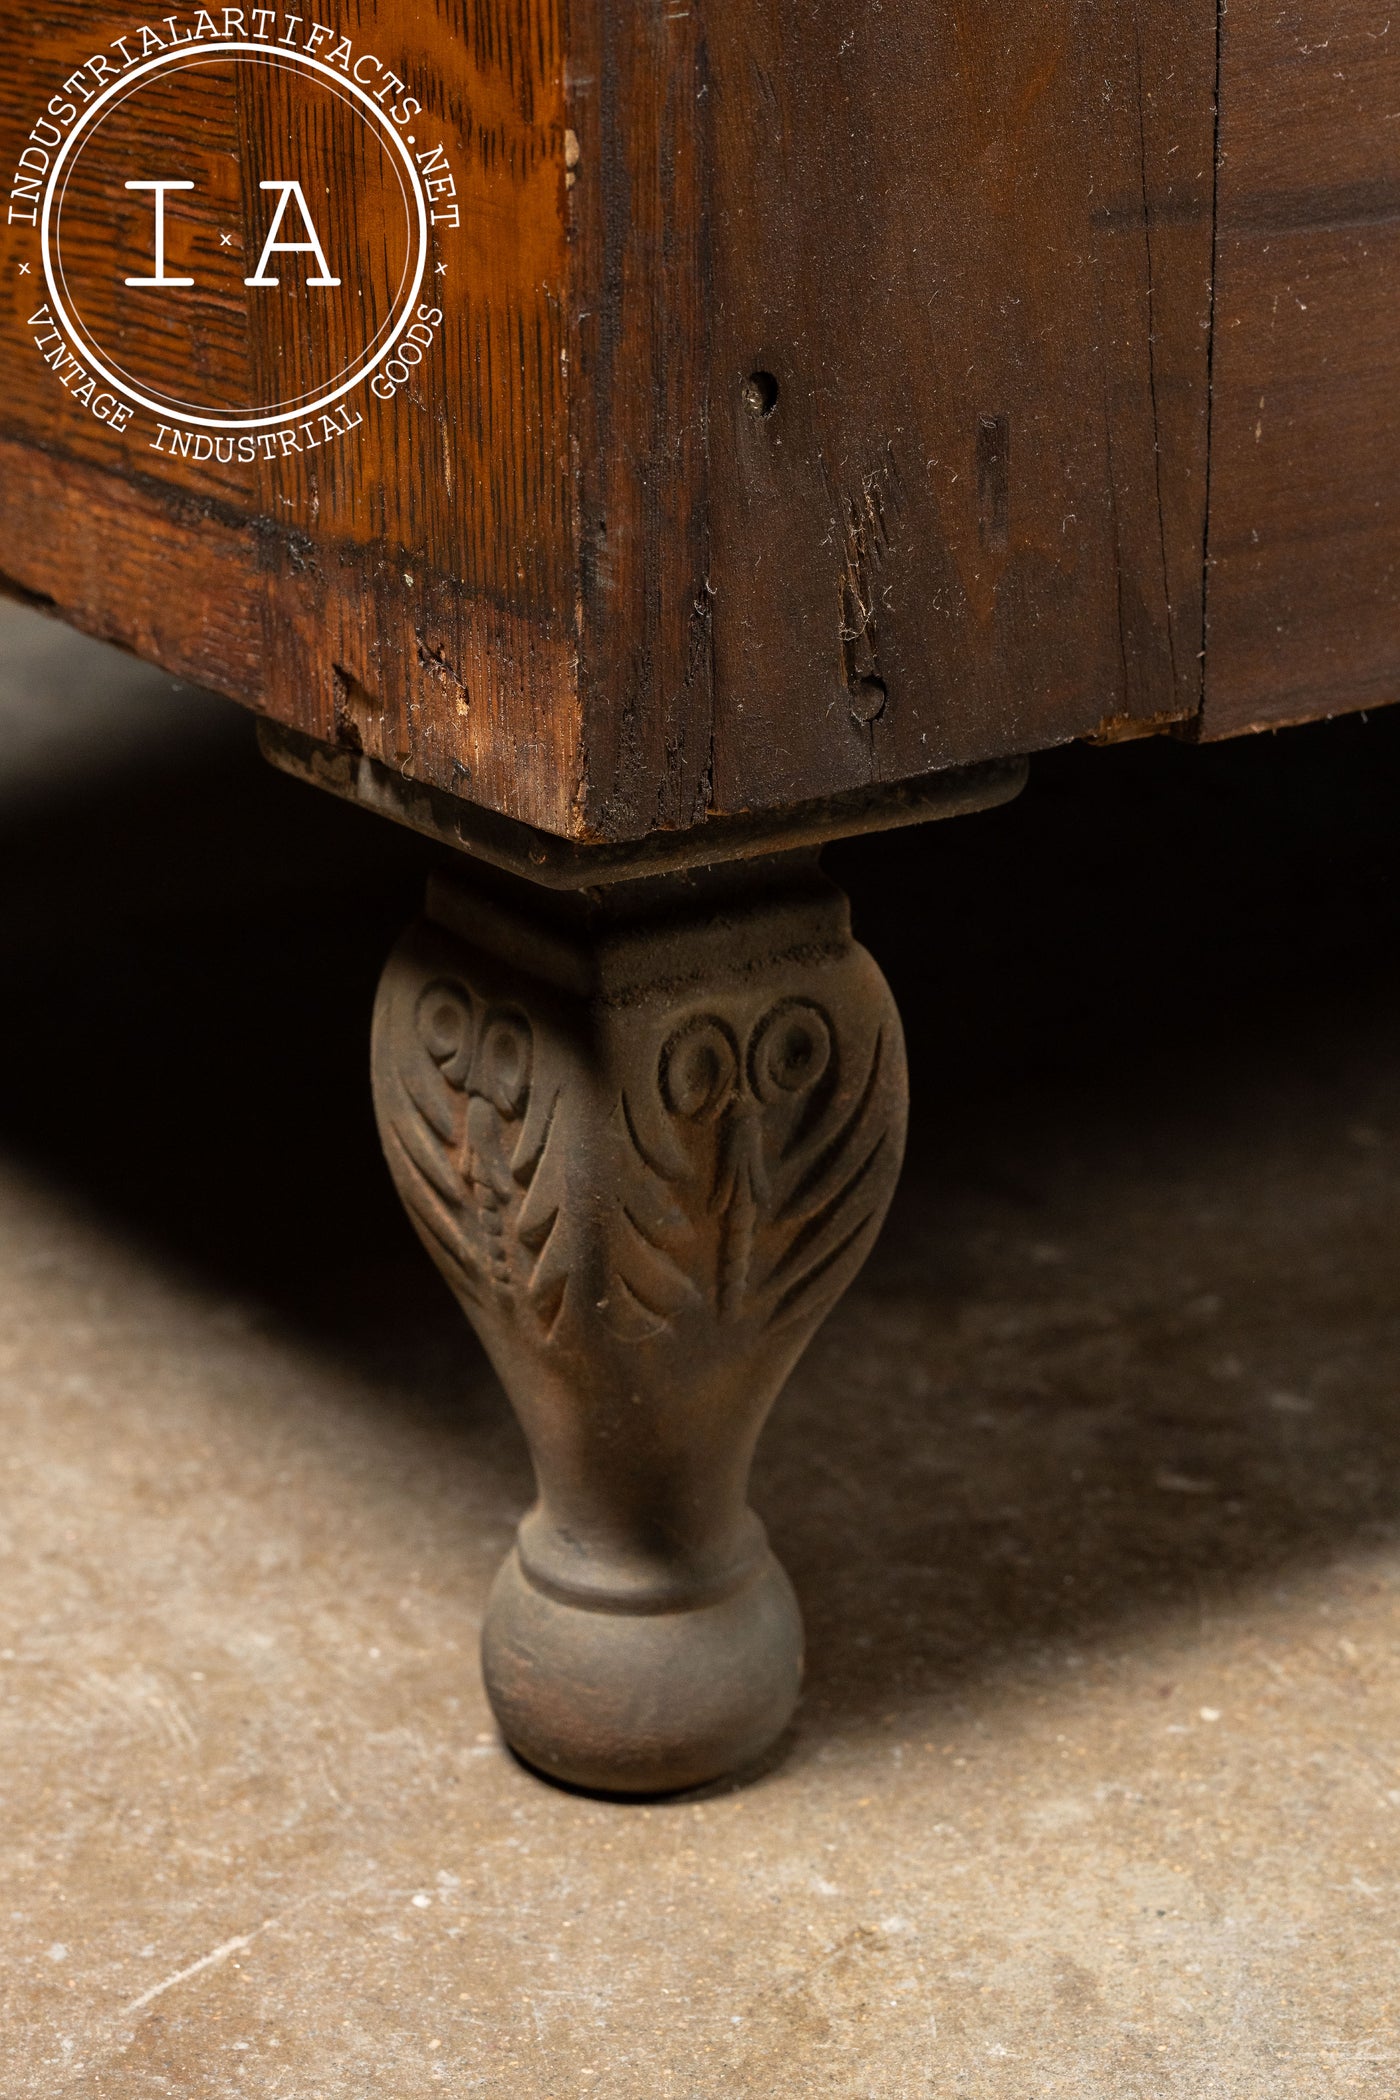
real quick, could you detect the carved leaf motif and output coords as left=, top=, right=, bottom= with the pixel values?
left=381, top=974, right=565, bottom=1328
left=760, top=1021, right=893, bottom=1331
left=615, top=997, right=896, bottom=1338
left=380, top=938, right=902, bottom=1362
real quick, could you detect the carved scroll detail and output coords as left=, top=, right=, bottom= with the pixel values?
left=615, top=998, right=893, bottom=1339
left=382, top=960, right=900, bottom=1358
left=380, top=977, right=570, bottom=1334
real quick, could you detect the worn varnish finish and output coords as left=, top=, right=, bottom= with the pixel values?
left=1203, top=0, right=1400, bottom=738
left=0, top=0, right=1397, bottom=839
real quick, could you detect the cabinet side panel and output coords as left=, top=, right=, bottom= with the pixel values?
left=1203, top=0, right=1400, bottom=737
left=704, top=0, right=1216, bottom=810
left=0, top=0, right=582, bottom=832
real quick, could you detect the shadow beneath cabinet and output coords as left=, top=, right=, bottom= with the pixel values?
left=787, top=712, right=1400, bottom=1725
left=0, top=608, right=462, bottom=1411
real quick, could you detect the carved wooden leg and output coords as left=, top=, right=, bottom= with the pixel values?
left=371, top=854, right=907, bottom=1792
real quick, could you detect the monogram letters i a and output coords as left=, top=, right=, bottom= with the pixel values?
left=123, top=176, right=339, bottom=288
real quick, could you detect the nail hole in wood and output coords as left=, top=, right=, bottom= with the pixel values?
left=741, top=370, right=779, bottom=418
left=849, top=675, right=887, bottom=725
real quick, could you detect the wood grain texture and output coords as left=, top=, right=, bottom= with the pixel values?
left=0, top=0, right=1222, bottom=843
left=565, top=0, right=713, bottom=838
left=701, top=0, right=1217, bottom=813
left=0, top=429, right=264, bottom=696
left=1203, top=0, right=1400, bottom=738
left=0, top=0, right=581, bottom=831
left=8, top=0, right=1391, bottom=842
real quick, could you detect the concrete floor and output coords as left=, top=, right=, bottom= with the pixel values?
left=2, top=602, right=1400, bottom=2096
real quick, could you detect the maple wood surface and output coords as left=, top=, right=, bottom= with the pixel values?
left=0, top=0, right=1394, bottom=844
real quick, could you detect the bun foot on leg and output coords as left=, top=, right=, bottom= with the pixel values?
left=482, top=1538, right=803, bottom=1794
